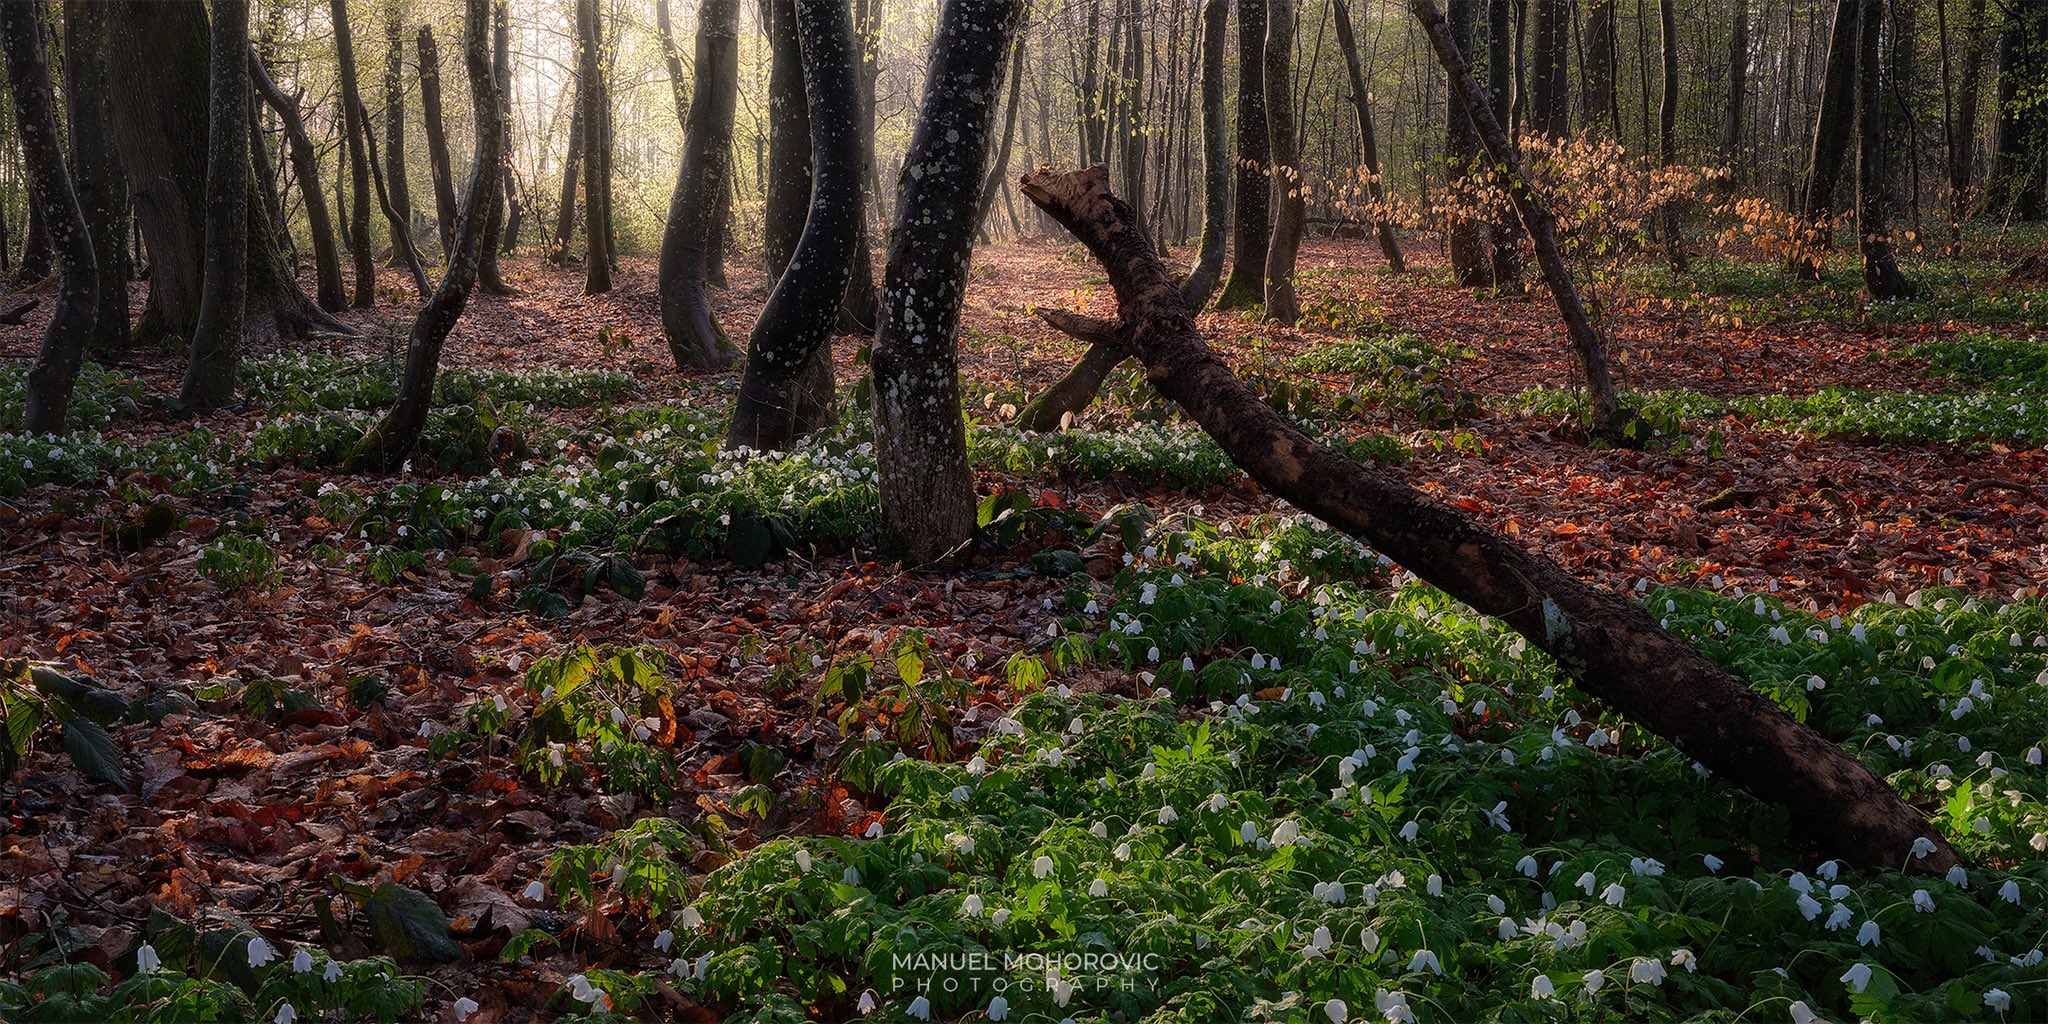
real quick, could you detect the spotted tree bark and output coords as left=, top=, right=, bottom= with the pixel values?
left=725, top=0, right=864, bottom=450
left=1021, top=163, right=1957, bottom=873
left=872, top=0, right=1026, bottom=563
left=1180, top=0, right=1232, bottom=309
left=1657, top=0, right=1687, bottom=272
left=249, top=48, right=346, bottom=313
left=658, top=0, right=739, bottom=370
left=417, top=26, right=458, bottom=255
left=3, top=0, right=97, bottom=433
left=1332, top=0, right=1402, bottom=272
left=179, top=0, right=249, bottom=410
left=63, top=0, right=130, bottom=352
left=1214, top=0, right=1271, bottom=311
left=1262, top=0, right=1304, bottom=325
left=345, top=0, right=500, bottom=473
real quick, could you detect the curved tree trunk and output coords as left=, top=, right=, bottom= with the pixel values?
left=4, top=0, right=98, bottom=433
left=1262, top=0, right=1304, bottom=324
left=1332, top=0, right=1403, bottom=272
left=760, top=0, right=809, bottom=277
left=1215, top=0, right=1271, bottom=310
left=975, top=33, right=1028, bottom=235
left=1015, top=308, right=1126, bottom=431
left=249, top=48, right=346, bottom=314
left=331, top=0, right=377, bottom=306
left=659, top=0, right=739, bottom=370
left=1857, top=0, right=1915, bottom=298
left=180, top=0, right=250, bottom=410
left=1945, top=0, right=1988, bottom=243
left=417, top=27, right=458, bottom=255
left=64, top=0, right=130, bottom=353
left=1582, top=0, right=1619, bottom=136
left=1180, top=0, right=1232, bottom=308
left=15, top=194, right=50, bottom=286
left=1021, top=160, right=1959, bottom=874
left=872, top=0, right=1027, bottom=563
left=726, top=0, right=865, bottom=450
left=1412, top=0, right=1622, bottom=437
left=346, top=0, right=501, bottom=473
left=577, top=0, right=610, bottom=294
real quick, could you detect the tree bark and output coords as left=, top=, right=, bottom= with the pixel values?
left=1582, top=0, right=1619, bottom=136
left=346, top=0, right=500, bottom=473
left=654, top=0, right=689, bottom=126
left=1021, top=160, right=1959, bottom=874
left=1445, top=0, right=1491, bottom=286
left=658, top=0, right=739, bottom=370
left=1181, top=0, right=1234, bottom=307
left=1987, top=2, right=2046, bottom=220
left=760, top=0, right=809, bottom=278
left=1723, top=0, right=1749, bottom=171
left=1657, top=0, right=1687, bottom=271
left=1411, top=0, right=1622, bottom=436
left=1485, top=0, right=1523, bottom=288
left=1216, top=0, right=1272, bottom=310
left=383, top=13, right=414, bottom=253
left=63, top=0, right=129, bottom=353
left=576, top=0, right=610, bottom=294
left=1857, top=0, right=1915, bottom=298
left=417, top=27, right=458, bottom=255
left=1331, top=0, right=1401, bottom=272
left=1530, top=0, right=1569, bottom=136
left=15, top=193, right=49, bottom=285
left=1015, top=309, right=1126, bottom=431
left=4, top=0, right=97, bottom=433
left=250, top=49, right=346, bottom=313
left=726, top=0, right=865, bottom=451
left=872, top=0, right=1026, bottom=564
left=548, top=105, right=582, bottom=264
left=975, top=32, right=1029, bottom=235
left=180, top=0, right=250, bottom=410
left=1262, top=0, right=1304, bottom=324
left=331, top=0, right=377, bottom=306
left=1799, top=0, right=1859, bottom=260
left=1947, top=0, right=1987, bottom=237
left=478, top=0, right=514, bottom=294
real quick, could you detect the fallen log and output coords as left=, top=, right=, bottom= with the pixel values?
left=1019, top=163, right=1956, bottom=872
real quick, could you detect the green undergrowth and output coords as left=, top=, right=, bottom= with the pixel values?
left=1512, top=385, right=2048, bottom=446
left=1906, top=333, right=2048, bottom=388
left=0, top=362, right=144, bottom=430
left=241, top=353, right=640, bottom=412
left=1636, top=258, right=2048, bottom=330
left=533, top=518, right=2048, bottom=1023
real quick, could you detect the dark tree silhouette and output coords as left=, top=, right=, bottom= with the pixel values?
left=658, top=0, right=740, bottom=370
left=179, top=0, right=250, bottom=410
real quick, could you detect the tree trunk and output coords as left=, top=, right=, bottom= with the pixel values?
left=346, top=0, right=501, bottom=473
left=1947, top=0, right=1987, bottom=237
left=1015, top=308, right=1126, bottom=431
left=548, top=105, right=582, bottom=264
left=658, top=0, right=739, bottom=370
left=1332, top=0, right=1402, bottom=272
left=654, top=0, right=689, bottom=126
left=760, top=0, right=809, bottom=277
left=64, top=0, right=130, bottom=353
left=1445, top=0, right=1491, bottom=286
left=1412, top=0, right=1622, bottom=437
left=1215, top=0, right=1271, bottom=310
left=331, top=0, right=377, bottom=306
left=726, top=0, right=865, bottom=451
left=1987, top=2, right=2046, bottom=220
left=15, top=194, right=50, bottom=286
left=1181, top=0, right=1234, bottom=307
left=575, top=0, right=610, bottom=293
left=249, top=88, right=291, bottom=263
left=382, top=13, right=414, bottom=254
left=872, top=0, right=1027, bottom=564
left=975, top=32, right=1029, bottom=234
left=1582, top=0, right=1619, bottom=136
left=1723, top=0, right=1749, bottom=172
left=1262, top=0, right=1304, bottom=324
left=1798, top=0, right=1859, bottom=269
left=1857, top=0, right=1915, bottom=298
left=417, top=27, right=458, bottom=255
left=4, top=0, right=97, bottom=433
left=250, top=49, right=346, bottom=313
left=1486, top=0, right=1523, bottom=288
left=1657, top=0, right=1687, bottom=271
left=1530, top=0, right=1569, bottom=136
left=478, top=1, right=514, bottom=294
left=180, top=0, right=250, bottom=410
left=1020, top=160, right=1958, bottom=874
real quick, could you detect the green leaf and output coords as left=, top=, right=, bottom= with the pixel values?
left=61, top=717, right=126, bottom=787
left=360, top=882, right=464, bottom=963
left=729, top=513, right=774, bottom=567
left=126, top=687, right=197, bottom=725
left=500, top=928, right=556, bottom=963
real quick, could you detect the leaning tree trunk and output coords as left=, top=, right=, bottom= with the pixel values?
left=576, top=0, right=610, bottom=293
left=1021, top=162, right=1956, bottom=873
left=3, top=0, right=97, bottom=433
left=250, top=49, right=347, bottom=313
left=658, top=0, right=739, bottom=370
left=1333, top=0, right=1403, bottom=272
left=1657, top=0, right=1688, bottom=272
left=331, top=0, right=377, bottom=306
left=1444, top=0, right=1491, bottom=287
left=383, top=13, right=414, bottom=255
left=1412, top=0, right=1623, bottom=437
left=418, top=27, right=458, bottom=255
left=1180, top=0, right=1233, bottom=308
left=837, top=6, right=881, bottom=337
left=1857, top=0, right=1915, bottom=298
left=1015, top=308, right=1128, bottom=431
left=725, top=0, right=864, bottom=451
left=872, top=0, right=1027, bottom=563
left=346, top=0, right=500, bottom=473
left=180, top=0, right=250, bottom=411
left=760, top=0, right=810, bottom=277
left=63, top=0, right=129, bottom=353
left=1262, top=0, right=1304, bottom=325
left=1797, top=0, right=1859, bottom=277
left=654, top=0, right=689, bottom=124
left=1215, top=0, right=1271, bottom=311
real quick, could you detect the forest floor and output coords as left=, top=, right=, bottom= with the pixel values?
left=1, top=235, right=2045, bottom=1023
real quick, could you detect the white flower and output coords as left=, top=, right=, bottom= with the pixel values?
left=1629, top=957, right=1667, bottom=986
left=1497, top=917, right=1517, bottom=940
left=567, top=975, right=601, bottom=1004
left=1912, top=889, right=1936, bottom=913
left=1157, top=805, right=1179, bottom=824
left=292, top=949, right=314, bottom=973
left=907, top=995, right=932, bottom=1020
left=988, top=995, right=1010, bottom=1020
left=247, top=936, right=276, bottom=968
left=961, top=895, right=984, bottom=918
left=946, top=833, right=976, bottom=855
left=1576, top=871, right=1598, bottom=895
left=1789, top=1000, right=1821, bottom=1024
left=856, top=990, right=877, bottom=1014
left=1702, top=853, right=1724, bottom=872
left=1583, top=969, right=1605, bottom=994
left=1602, top=882, right=1626, bottom=907
left=275, top=1004, right=296, bottom=1024
left=1839, top=962, right=1874, bottom=993
left=1397, top=820, right=1419, bottom=842
left=1088, top=878, right=1109, bottom=897
left=1033, top=855, right=1055, bottom=878
left=1516, top=855, right=1539, bottom=877
left=1241, top=821, right=1259, bottom=843
left=135, top=944, right=161, bottom=974
left=1530, top=974, right=1555, bottom=998
left=322, top=959, right=343, bottom=982
left=1796, top=893, right=1823, bottom=920
left=991, top=908, right=1010, bottom=926
left=1324, top=997, right=1350, bottom=1023
left=1272, top=821, right=1301, bottom=846
left=1910, top=836, right=1938, bottom=859
left=1426, top=874, right=1443, bottom=896
left=1985, top=988, right=2012, bottom=1013
left=680, top=906, right=706, bottom=929
left=452, top=997, right=480, bottom=1022
left=523, top=880, right=546, bottom=901
left=1857, top=920, right=1882, bottom=946
left=2000, top=879, right=2022, bottom=904
left=1671, top=948, right=1697, bottom=971
left=1407, top=949, right=1441, bottom=975
left=865, top=821, right=885, bottom=839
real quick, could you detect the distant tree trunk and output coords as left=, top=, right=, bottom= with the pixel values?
left=1181, top=0, right=1233, bottom=306
left=1530, top=0, right=1568, bottom=136
left=1263, top=0, right=1304, bottom=324
left=1799, top=0, right=1859, bottom=262
left=659, top=0, right=739, bottom=370
left=1413, top=0, right=1623, bottom=436
left=548, top=106, right=582, bottom=264
left=3, top=0, right=97, bottom=433
left=1657, top=0, right=1687, bottom=271
left=726, top=0, right=864, bottom=451
left=873, top=0, right=1027, bottom=563
left=1333, top=0, right=1402, bottom=271
left=347, top=0, right=501, bottom=472
left=1118, top=0, right=1148, bottom=241
left=1215, top=0, right=1271, bottom=310
left=975, top=33, right=1028, bottom=234
left=838, top=1, right=882, bottom=334
left=1021, top=160, right=1960, bottom=876
left=760, top=0, right=809, bottom=276
left=418, top=27, right=458, bottom=255
left=1486, top=0, right=1523, bottom=288
left=1987, top=2, right=2046, bottom=220
left=1857, top=0, right=1915, bottom=297
left=249, top=89, right=291, bottom=262
left=250, top=50, right=346, bottom=313
left=180, top=0, right=250, bottom=410
left=1079, top=0, right=1105, bottom=164
left=1445, top=0, right=1491, bottom=286
left=15, top=194, right=49, bottom=285
left=1723, top=0, right=1749, bottom=172
left=64, top=0, right=129, bottom=353
left=575, top=0, right=610, bottom=293
left=654, top=0, right=689, bottom=125
left=383, top=14, right=414, bottom=253
left=1582, top=0, right=1619, bottom=136
left=332, top=0, right=377, bottom=306
left=478, top=2, right=514, bottom=293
